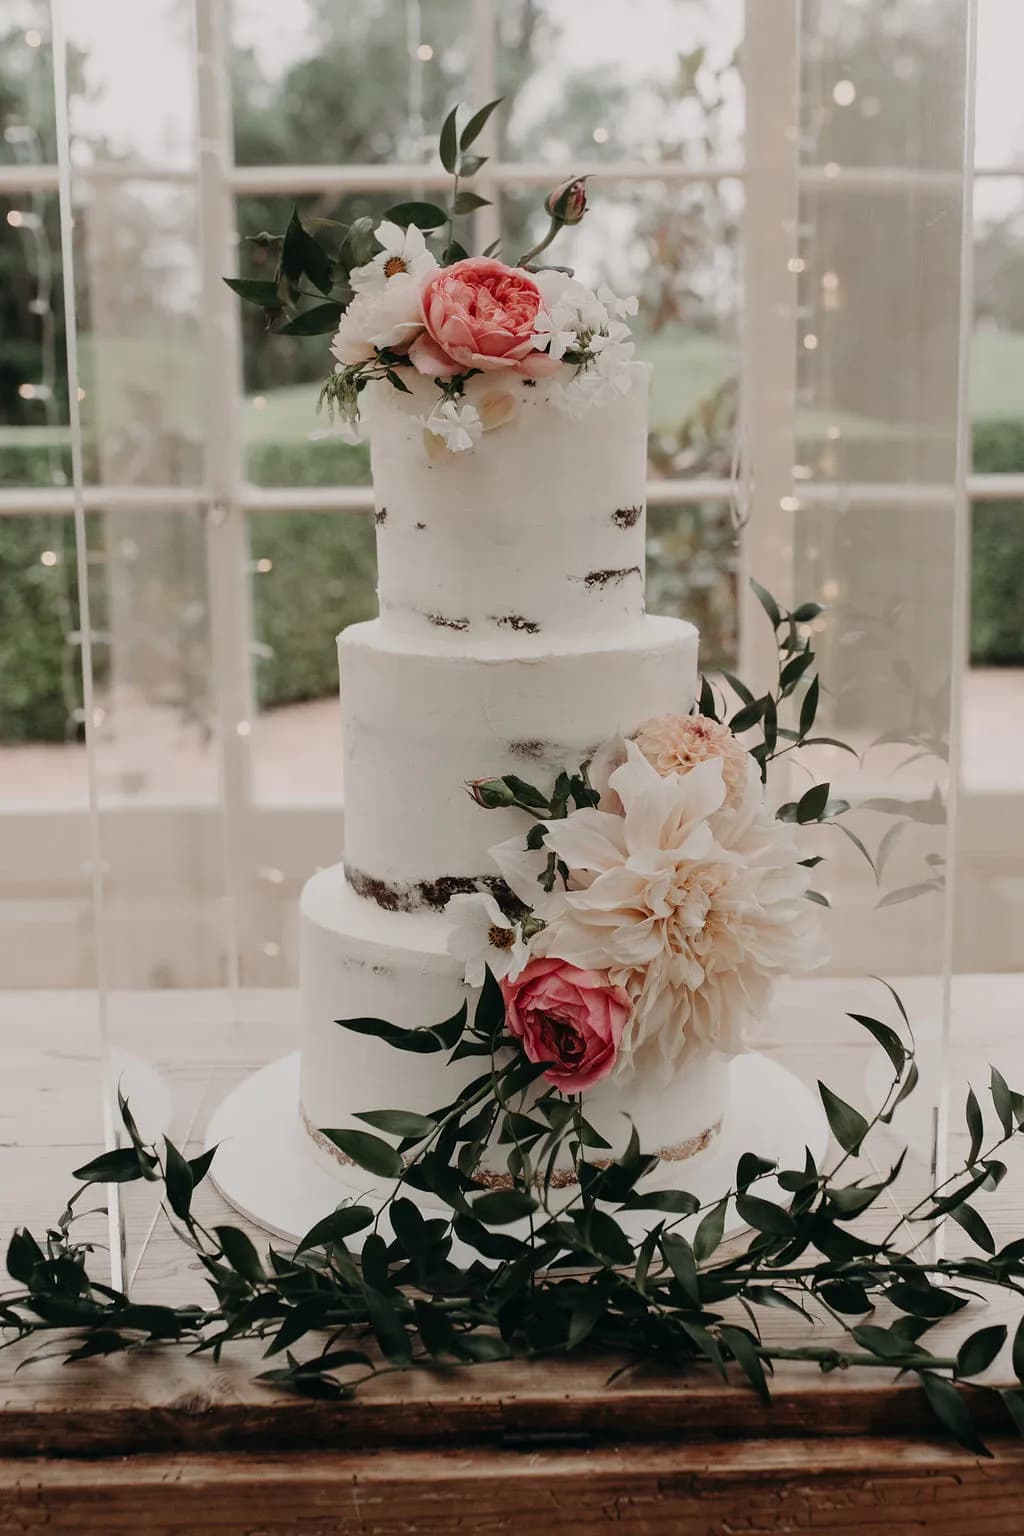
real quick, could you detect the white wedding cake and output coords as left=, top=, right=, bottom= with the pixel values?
left=299, top=364, right=730, bottom=1186
left=275, top=186, right=820, bottom=1199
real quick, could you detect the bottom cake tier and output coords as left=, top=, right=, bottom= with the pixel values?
left=299, top=864, right=729, bottom=1191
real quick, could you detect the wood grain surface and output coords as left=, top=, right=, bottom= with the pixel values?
left=2, top=975, right=1023, bottom=1533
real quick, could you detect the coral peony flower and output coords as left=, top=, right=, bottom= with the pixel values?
left=500, top=956, right=632, bottom=1093
left=634, top=713, right=750, bottom=811
left=490, top=744, right=825, bottom=1073
left=409, top=258, right=563, bottom=379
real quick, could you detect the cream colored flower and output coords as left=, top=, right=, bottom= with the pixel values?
left=329, top=272, right=428, bottom=365
left=445, top=892, right=527, bottom=987
left=488, top=743, right=825, bottom=1074
left=634, top=713, right=750, bottom=811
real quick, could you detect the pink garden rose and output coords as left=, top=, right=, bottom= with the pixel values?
left=409, top=257, right=562, bottom=379
left=500, top=956, right=632, bottom=1093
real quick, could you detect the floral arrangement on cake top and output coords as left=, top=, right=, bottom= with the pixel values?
left=226, top=99, right=639, bottom=456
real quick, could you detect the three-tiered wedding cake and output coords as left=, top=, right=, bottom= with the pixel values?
left=298, top=363, right=730, bottom=1183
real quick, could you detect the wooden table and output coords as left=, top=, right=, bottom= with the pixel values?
left=4, top=976, right=1024, bottom=1534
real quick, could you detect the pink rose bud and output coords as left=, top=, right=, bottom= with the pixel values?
left=544, top=176, right=588, bottom=226
left=466, top=776, right=519, bottom=810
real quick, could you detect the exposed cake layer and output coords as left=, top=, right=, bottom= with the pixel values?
left=339, top=614, right=699, bottom=900
left=368, top=366, right=649, bottom=643
left=299, top=862, right=728, bottom=1199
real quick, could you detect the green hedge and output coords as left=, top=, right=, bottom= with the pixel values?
left=2, top=423, right=1023, bottom=743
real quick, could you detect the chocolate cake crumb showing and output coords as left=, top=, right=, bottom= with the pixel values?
left=508, top=739, right=546, bottom=759
left=578, top=565, right=642, bottom=590
left=346, top=865, right=525, bottom=919
left=493, top=614, right=541, bottom=634
left=374, top=506, right=387, bottom=525
left=612, top=504, right=643, bottom=529
left=425, top=612, right=470, bottom=631
left=414, top=521, right=427, bottom=530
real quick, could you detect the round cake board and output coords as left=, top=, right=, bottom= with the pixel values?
left=206, top=1052, right=829, bottom=1257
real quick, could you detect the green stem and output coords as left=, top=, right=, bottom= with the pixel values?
left=517, top=214, right=561, bottom=269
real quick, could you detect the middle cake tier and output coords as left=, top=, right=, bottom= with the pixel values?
left=340, top=613, right=699, bottom=907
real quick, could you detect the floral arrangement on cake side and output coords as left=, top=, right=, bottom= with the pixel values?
left=226, top=98, right=639, bottom=457
left=447, top=708, right=826, bottom=1095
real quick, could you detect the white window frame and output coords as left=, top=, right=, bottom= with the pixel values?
left=0, top=0, right=1008, bottom=983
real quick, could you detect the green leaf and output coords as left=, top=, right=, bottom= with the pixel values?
left=382, top=202, right=448, bottom=234
left=852, top=1323, right=913, bottom=1360
left=6, top=1228, right=43, bottom=1285
left=281, top=207, right=333, bottom=294
left=413, top=1297, right=461, bottom=1359
left=278, top=302, right=344, bottom=336
left=728, top=696, right=766, bottom=734
left=886, top=1282, right=968, bottom=1319
left=1012, top=1314, right=1024, bottom=1383
left=452, top=190, right=492, bottom=215
left=579, top=1210, right=634, bottom=1267
left=354, top=1110, right=435, bottom=1140
left=662, top=1234, right=700, bottom=1305
left=223, top=276, right=282, bottom=307
left=679, top=1319, right=728, bottom=1380
left=956, top=1324, right=1007, bottom=1379
left=848, top=1013, right=906, bottom=1075
left=720, top=1325, right=771, bottom=1403
left=798, top=674, right=820, bottom=739
left=749, top=577, right=781, bottom=628
left=335, top=1015, right=444, bottom=1054
left=459, top=96, right=503, bottom=150
left=791, top=601, right=825, bottom=622
left=736, top=1152, right=776, bottom=1189
left=214, top=1226, right=265, bottom=1285
left=817, top=1279, right=870, bottom=1314
left=881, top=1059, right=920, bottom=1124
left=294, top=1204, right=374, bottom=1256
left=162, top=1138, right=195, bottom=1222
left=188, top=1146, right=218, bottom=1186
left=472, top=1189, right=537, bottom=1226
left=439, top=104, right=460, bottom=173
left=71, top=1147, right=150, bottom=1185
left=473, top=969, right=505, bottom=1044
left=948, top=1202, right=996, bottom=1254
left=458, top=1333, right=512, bottom=1362
left=918, top=1371, right=991, bottom=1457
left=721, top=670, right=755, bottom=706
left=620, top=1189, right=699, bottom=1216
left=458, top=153, right=488, bottom=177
left=363, top=1284, right=412, bottom=1364
left=991, top=1065, right=1015, bottom=1137
left=264, top=1300, right=328, bottom=1357
left=818, top=1082, right=869, bottom=1156
left=735, top=1194, right=796, bottom=1238
left=693, top=1197, right=727, bottom=1262
left=875, top=882, right=942, bottom=910
left=566, top=1287, right=607, bottom=1349
left=796, top=781, right=830, bottom=823
left=322, top=1129, right=403, bottom=1180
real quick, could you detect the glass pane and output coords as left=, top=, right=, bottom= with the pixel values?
left=499, top=0, right=743, bottom=165
left=249, top=506, right=376, bottom=803
left=975, top=0, right=1024, bottom=171
left=647, top=499, right=739, bottom=669
left=230, top=0, right=472, bottom=166
left=794, top=0, right=971, bottom=1205
left=502, top=178, right=742, bottom=478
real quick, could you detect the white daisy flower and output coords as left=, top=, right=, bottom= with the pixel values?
left=420, top=398, right=483, bottom=453
left=597, top=283, right=640, bottom=321
left=445, top=892, right=528, bottom=987
left=349, top=220, right=438, bottom=293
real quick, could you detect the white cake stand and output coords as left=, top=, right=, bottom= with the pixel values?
left=205, top=1051, right=829, bottom=1256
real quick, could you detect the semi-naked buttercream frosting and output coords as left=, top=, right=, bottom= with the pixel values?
left=298, top=365, right=729, bottom=1187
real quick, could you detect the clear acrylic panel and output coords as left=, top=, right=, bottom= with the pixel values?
left=792, top=0, right=973, bottom=1201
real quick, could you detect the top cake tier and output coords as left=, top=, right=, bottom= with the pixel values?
left=368, top=363, right=650, bottom=642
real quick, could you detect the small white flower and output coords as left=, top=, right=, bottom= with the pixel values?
left=445, top=892, right=528, bottom=987
left=330, top=272, right=429, bottom=365
left=597, top=283, right=639, bottom=321
left=350, top=220, right=438, bottom=293
left=420, top=398, right=483, bottom=453
left=531, top=305, right=577, bottom=362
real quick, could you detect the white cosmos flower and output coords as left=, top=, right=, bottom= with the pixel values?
left=349, top=220, right=438, bottom=293
left=330, top=272, right=430, bottom=365
left=445, top=892, right=528, bottom=987
left=420, top=398, right=483, bottom=453
left=488, top=743, right=826, bottom=1074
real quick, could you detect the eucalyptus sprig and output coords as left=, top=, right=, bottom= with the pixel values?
left=6, top=987, right=1024, bottom=1455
